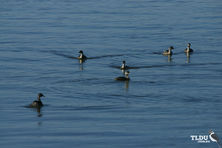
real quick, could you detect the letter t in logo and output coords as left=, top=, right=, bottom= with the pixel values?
left=190, top=135, right=196, bottom=141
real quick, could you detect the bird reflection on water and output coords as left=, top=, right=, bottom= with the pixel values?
left=27, top=106, right=43, bottom=117
left=35, top=107, right=43, bottom=117
left=167, top=55, right=172, bottom=63
left=125, top=80, right=130, bottom=91
left=186, top=53, right=191, bottom=63
left=78, top=59, right=85, bottom=70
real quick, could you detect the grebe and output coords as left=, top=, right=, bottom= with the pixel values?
left=78, top=50, right=87, bottom=60
left=184, top=43, right=193, bottom=53
left=163, top=46, right=174, bottom=55
left=29, top=93, right=45, bottom=108
left=115, top=71, right=130, bottom=81
left=121, top=60, right=128, bottom=70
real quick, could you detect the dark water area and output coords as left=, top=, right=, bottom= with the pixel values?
left=1, top=0, right=222, bottom=147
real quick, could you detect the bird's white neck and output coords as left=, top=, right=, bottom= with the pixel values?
left=168, top=49, right=172, bottom=54
left=121, top=63, right=126, bottom=69
left=187, top=47, right=190, bottom=51
left=79, top=53, right=83, bottom=58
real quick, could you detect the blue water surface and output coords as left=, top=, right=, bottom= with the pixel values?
left=0, top=0, right=222, bottom=147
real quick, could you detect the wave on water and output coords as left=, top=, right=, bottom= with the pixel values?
left=153, top=51, right=187, bottom=55
left=88, top=54, right=124, bottom=59
left=50, top=51, right=76, bottom=59
left=50, top=104, right=121, bottom=111
left=183, top=97, right=204, bottom=103
left=54, top=78, right=102, bottom=84
left=50, top=50, right=125, bottom=60
left=110, top=62, right=222, bottom=70
left=110, top=63, right=174, bottom=70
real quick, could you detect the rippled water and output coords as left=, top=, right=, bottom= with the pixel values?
left=1, top=0, right=222, bottom=147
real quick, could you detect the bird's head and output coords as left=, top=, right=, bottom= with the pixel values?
left=38, top=93, right=45, bottom=98
left=169, top=46, right=174, bottom=50
left=187, top=43, right=191, bottom=47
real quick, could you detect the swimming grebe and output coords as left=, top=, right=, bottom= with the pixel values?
left=78, top=50, right=87, bottom=60
left=163, top=46, right=174, bottom=55
left=115, top=71, right=130, bottom=81
left=121, top=60, right=128, bottom=70
left=29, top=93, right=45, bottom=108
left=184, top=43, right=193, bottom=53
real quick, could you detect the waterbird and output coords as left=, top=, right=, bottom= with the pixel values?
left=163, top=46, right=174, bottom=55
left=121, top=60, right=128, bottom=70
left=184, top=43, right=193, bottom=53
left=78, top=50, right=87, bottom=60
left=29, top=93, right=45, bottom=108
left=209, top=130, right=221, bottom=148
left=115, top=71, right=130, bottom=81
